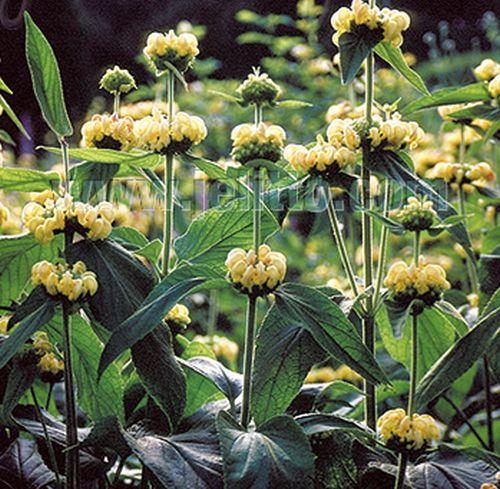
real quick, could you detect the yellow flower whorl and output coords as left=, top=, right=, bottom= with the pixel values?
left=284, top=135, right=356, bottom=175
left=325, top=101, right=367, bottom=123
left=231, top=122, right=286, bottom=164
left=429, top=161, right=495, bottom=193
left=165, top=303, right=191, bottom=327
left=81, top=113, right=136, bottom=151
left=327, top=118, right=361, bottom=150
left=119, top=100, right=171, bottom=120
left=135, top=108, right=207, bottom=154
left=225, top=244, right=287, bottom=296
left=368, top=114, right=424, bottom=151
left=473, top=59, right=500, bottom=82
left=384, top=256, right=450, bottom=305
left=488, top=74, right=500, bottom=99
left=32, top=260, right=98, bottom=302
left=0, top=202, right=10, bottom=229
left=330, top=0, right=410, bottom=48
left=22, top=193, right=116, bottom=244
left=144, top=30, right=199, bottom=73
left=378, top=408, right=440, bottom=452
left=305, top=364, right=362, bottom=384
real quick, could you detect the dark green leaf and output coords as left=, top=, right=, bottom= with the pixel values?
left=0, top=167, right=60, bottom=192
left=0, top=439, right=56, bottom=489
left=449, top=103, right=500, bottom=122
left=0, top=234, right=62, bottom=306
left=478, top=252, right=500, bottom=296
left=401, top=82, right=490, bottom=116
left=122, top=419, right=223, bottom=488
left=70, top=161, right=120, bottom=201
left=365, top=209, right=406, bottom=235
left=338, top=27, right=383, bottom=84
left=274, top=283, right=388, bottom=385
left=98, top=277, right=206, bottom=376
left=2, top=360, right=38, bottom=417
left=0, top=297, right=56, bottom=370
left=374, top=42, right=429, bottom=95
left=251, top=303, right=324, bottom=425
left=415, top=306, right=500, bottom=408
left=217, top=411, right=314, bottom=489
left=0, top=129, right=15, bottom=146
left=24, top=13, right=73, bottom=137
left=295, top=413, right=374, bottom=440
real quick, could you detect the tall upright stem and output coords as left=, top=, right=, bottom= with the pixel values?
left=241, top=295, right=257, bottom=428
left=374, top=180, right=392, bottom=305
left=361, top=46, right=376, bottom=430
left=394, top=453, right=408, bottom=489
left=326, top=188, right=359, bottom=297
left=162, top=70, right=176, bottom=276
left=62, top=301, right=80, bottom=489
left=113, top=91, right=120, bottom=116
left=59, top=138, right=70, bottom=194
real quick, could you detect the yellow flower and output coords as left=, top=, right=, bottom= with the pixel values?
left=165, top=303, right=191, bottom=327
left=120, top=100, right=172, bottom=120
left=378, top=409, right=440, bottom=452
left=135, top=109, right=207, bottom=154
left=305, top=366, right=337, bottom=383
left=284, top=135, right=356, bottom=174
left=81, top=113, right=136, bottom=151
left=144, top=30, right=199, bottom=72
left=193, top=335, right=239, bottom=364
left=474, top=58, right=500, bottom=82
left=0, top=315, right=11, bottom=335
left=384, top=256, right=450, bottom=304
left=225, top=244, right=287, bottom=295
left=31, top=260, right=98, bottom=302
left=326, top=118, right=361, bottom=150
left=412, top=148, right=453, bottom=177
left=368, top=114, right=424, bottom=151
left=0, top=203, right=10, bottom=228
left=488, top=74, right=500, bottom=99
left=325, top=101, right=367, bottom=123
left=429, top=161, right=495, bottom=192
left=32, top=332, right=53, bottom=355
left=37, top=352, right=64, bottom=376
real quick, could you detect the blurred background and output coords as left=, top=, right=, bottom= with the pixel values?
left=0, top=0, right=498, bottom=145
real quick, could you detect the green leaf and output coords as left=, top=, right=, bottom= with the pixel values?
left=208, top=89, right=243, bottom=104
left=401, top=82, right=490, bottom=116
left=2, top=360, right=38, bottom=417
left=66, top=239, right=156, bottom=331
left=366, top=150, right=474, bottom=262
left=47, top=314, right=124, bottom=423
left=0, top=94, right=30, bottom=139
left=0, top=234, right=62, bottom=306
left=69, top=161, right=120, bottom=202
left=0, top=297, right=56, bottom=370
left=131, top=327, right=186, bottom=433
left=448, top=103, right=500, bottom=122
left=277, top=100, right=313, bottom=108
left=40, top=146, right=163, bottom=168
left=174, top=197, right=279, bottom=271
left=98, top=277, right=206, bottom=376
left=122, top=420, right=223, bottom=488
left=295, top=413, right=374, bottom=441
left=478, top=252, right=500, bottom=297
left=217, top=411, right=315, bottom=489
left=374, top=43, right=430, bottom=95
left=377, top=305, right=456, bottom=382
left=365, top=209, right=406, bottom=235
left=338, top=27, right=383, bottom=84
left=274, top=283, right=388, bottom=386
left=0, top=130, right=15, bottom=146
left=251, top=303, right=324, bottom=426
left=0, top=167, right=60, bottom=192
left=0, top=76, right=13, bottom=94
left=24, top=13, right=73, bottom=137
left=414, top=306, right=500, bottom=409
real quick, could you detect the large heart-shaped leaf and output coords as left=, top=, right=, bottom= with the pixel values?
left=274, top=283, right=388, bottom=386
left=401, top=82, right=490, bottom=116
left=24, top=13, right=73, bottom=137
left=251, top=303, right=324, bottom=425
left=0, top=439, right=56, bottom=489
left=174, top=196, right=279, bottom=271
left=338, top=27, right=383, bottom=84
left=414, top=305, right=500, bottom=409
left=122, top=421, right=223, bottom=489
left=217, top=411, right=315, bottom=489
left=374, top=42, right=429, bottom=95
left=0, top=167, right=60, bottom=192
left=0, top=233, right=62, bottom=306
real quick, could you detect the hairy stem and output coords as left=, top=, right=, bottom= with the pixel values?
left=62, top=301, right=80, bottom=489
left=113, top=91, right=120, bottom=116
left=374, top=180, right=392, bottom=306
left=240, top=296, right=257, bottom=428
left=59, top=137, right=70, bottom=194
left=162, top=70, right=176, bottom=276
left=394, top=453, right=408, bottom=489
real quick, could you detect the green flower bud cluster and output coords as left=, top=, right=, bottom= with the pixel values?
left=99, top=65, right=136, bottom=94
left=392, top=196, right=436, bottom=232
left=237, top=68, right=282, bottom=107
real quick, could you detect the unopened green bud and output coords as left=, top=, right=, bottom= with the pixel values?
left=237, top=68, right=282, bottom=107
left=100, top=66, right=136, bottom=94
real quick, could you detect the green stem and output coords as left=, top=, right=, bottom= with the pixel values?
left=162, top=70, right=176, bottom=276
left=59, top=137, right=70, bottom=194
left=240, top=296, right=257, bottom=428
left=326, top=188, right=359, bottom=297
left=253, top=168, right=262, bottom=250
left=394, top=453, right=408, bottom=489
left=113, top=91, right=120, bottom=116
left=413, top=231, right=420, bottom=266
left=443, top=395, right=489, bottom=451
left=374, top=180, right=392, bottom=306
left=31, top=388, right=62, bottom=489
left=45, top=383, right=53, bottom=410
left=408, top=312, right=418, bottom=416
left=62, top=301, right=80, bottom=489
left=482, top=357, right=495, bottom=451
